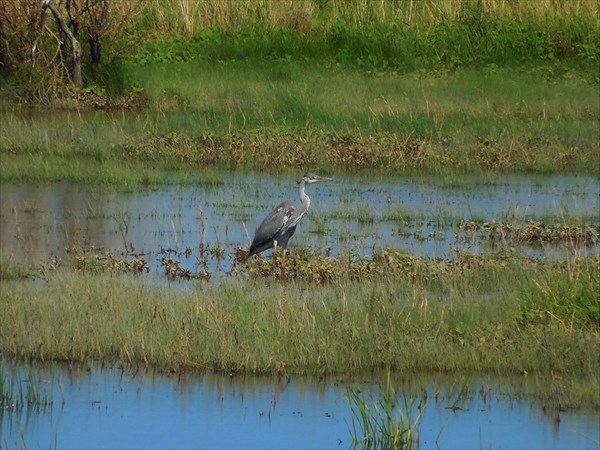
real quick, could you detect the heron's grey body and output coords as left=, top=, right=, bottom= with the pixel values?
left=248, top=173, right=329, bottom=257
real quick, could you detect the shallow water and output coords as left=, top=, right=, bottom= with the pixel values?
left=1, top=361, right=598, bottom=449
left=1, top=173, right=598, bottom=278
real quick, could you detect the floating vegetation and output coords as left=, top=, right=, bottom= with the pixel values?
left=242, top=248, right=436, bottom=285
left=161, top=258, right=195, bottom=281
left=328, top=202, right=377, bottom=224
left=308, top=210, right=328, bottom=235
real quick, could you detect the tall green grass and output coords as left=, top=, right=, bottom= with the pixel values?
left=125, top=62, right=599, bottom=131
left=1, top=0, right=598, bottom=177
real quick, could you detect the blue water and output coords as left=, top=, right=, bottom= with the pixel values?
left=1, top=173, right=598, bottom=279
left=1, top=362, right=598, bottom=449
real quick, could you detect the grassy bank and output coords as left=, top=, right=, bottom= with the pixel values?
left=1, top=253, right=598, bottom=408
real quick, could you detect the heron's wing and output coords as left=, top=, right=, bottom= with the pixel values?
left=249, top=201, right=295, bottom=255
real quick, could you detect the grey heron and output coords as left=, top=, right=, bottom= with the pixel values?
left=248, top=172, right=331, bottom=257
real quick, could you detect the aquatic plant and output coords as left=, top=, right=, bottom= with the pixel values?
left=348, top=371, right=427, bottom=450
left=307, top=210, right=328, bottom=235
left=0, top=365, right=56, bottom=416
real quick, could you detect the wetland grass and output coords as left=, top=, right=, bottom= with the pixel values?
left=2, top=66, right=599, bottom=181
left=1, top=253, right=598, bottom=410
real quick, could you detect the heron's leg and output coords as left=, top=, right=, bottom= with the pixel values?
left=279, top=240, right=290, bottom=258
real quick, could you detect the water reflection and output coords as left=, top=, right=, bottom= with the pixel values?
left=1, top=173, right=598, bottom=278
left=2, top=361, right=598, bottom=449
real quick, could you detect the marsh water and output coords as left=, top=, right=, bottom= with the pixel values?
left=1, top=173, right=598, bottom=279
left=1, top=361, right=599, bottom=449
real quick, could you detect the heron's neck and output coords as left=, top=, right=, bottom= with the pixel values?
left=295, top=180, right=310, bottom=220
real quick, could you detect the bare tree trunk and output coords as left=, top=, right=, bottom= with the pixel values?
left=40, top=0, right=82, bottom=88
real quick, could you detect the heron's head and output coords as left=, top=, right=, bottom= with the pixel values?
left=298, top=172, right=332, bottom=185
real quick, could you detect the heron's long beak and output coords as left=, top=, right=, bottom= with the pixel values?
left=314, top=175, right=332, bottom=182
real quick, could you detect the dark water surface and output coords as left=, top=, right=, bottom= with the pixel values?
left=1, top=173, right=598, bottom=278
left=1, top=361, right=598, bottom=449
